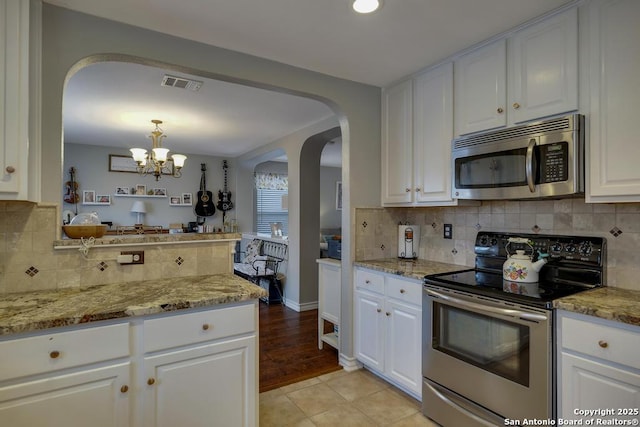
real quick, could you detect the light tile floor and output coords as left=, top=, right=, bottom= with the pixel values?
left=259, top=368, right=440, bottom=426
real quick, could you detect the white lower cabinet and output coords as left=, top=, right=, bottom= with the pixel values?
left=0, top=362, right=130, bottom=426
left=141, top=303, right=257, bottom=427
left=0, top=322, right=132, bottom=426
left=0, top=302, right=258, bottom=427
left=557, top=310, right=640, bottom=422
left=354, top=267, right=422, bottom=399
left=317, top=259, right=341, bottom=350
left=143, top=336, right=255, bottom=427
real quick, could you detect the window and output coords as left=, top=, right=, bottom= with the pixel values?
left=255, top=172, right=288, bottom=236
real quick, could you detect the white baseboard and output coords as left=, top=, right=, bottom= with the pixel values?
left=283, top=299, right=318, bottom=312
left=339, top=354, right=361, bottom=372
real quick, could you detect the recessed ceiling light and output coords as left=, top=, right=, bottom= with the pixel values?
left=352, top=0, right=381, bottom=14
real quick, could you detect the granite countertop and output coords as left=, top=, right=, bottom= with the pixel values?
left=354, top=258, right=467, bottom=282
left=554, top=287, right=640, bottom=327
left=54, top=232, right=241, bottom=248
left=0, top=274, right=267, bottom=336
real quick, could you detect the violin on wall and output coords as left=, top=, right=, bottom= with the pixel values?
left=63, top=167, right=79, bottom=210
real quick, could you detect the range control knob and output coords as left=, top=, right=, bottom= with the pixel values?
left=490, top=238, right=499, bottom=247
left=565, top=243, right=577, bottom=254
left=550, top=242, right=563, bottom=253
left=478, top=235, right=489, bottom=246
left=579, top=242, right=593, bottom=256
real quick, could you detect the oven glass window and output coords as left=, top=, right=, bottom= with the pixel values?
left=433, top=302, right=530, bottom=386
left=455, top=148, right=530, bottom=189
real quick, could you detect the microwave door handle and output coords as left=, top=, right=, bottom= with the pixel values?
left=526, top=138, right=536, bottom=193
left=425, top=289, right=548, bottom=322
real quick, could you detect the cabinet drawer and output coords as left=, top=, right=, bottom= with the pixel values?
left=562, top=316, right=640, bottom=370
left=144, top=304, right=255, bottom=353
left=355, top=269, right=385, bottom=295
left=386, top=276, right=422, bottom=306
left=0, top=323, right=130, bottom=381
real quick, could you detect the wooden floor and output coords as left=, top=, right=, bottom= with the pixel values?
left=259, top=302, right=341, bottom=393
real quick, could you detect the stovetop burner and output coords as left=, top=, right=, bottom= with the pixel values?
left=424, top=232, right=606, bottom=309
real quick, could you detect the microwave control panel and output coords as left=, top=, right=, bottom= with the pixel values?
left=539, top=142, right=568, bottom=183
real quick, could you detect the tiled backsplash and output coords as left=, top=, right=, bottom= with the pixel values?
left=355, top=199, right=640, bottom=291
left=0, top=202, right=234, bottom=294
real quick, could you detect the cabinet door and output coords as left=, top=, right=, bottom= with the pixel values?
left=413, top=62, right=456, bottom=204
left=143, top=336, right=256, bottom=427
left=587, top=0, right=640, bottom=202
left=381, top=79, right=413, bottom=204
left=319, top=262, right=341, bottom=324
left=0, top=0, right=29, bottom=199
left=561, top=353, right=640, bottom=421
left=385, top=299, right=422, bottom=396
left=509, top=8, right=578, bottom=125
left=354, top=290, right=385, bottom=372
left=0, top=362, right=130, bottom=427
left=454, top=39, right=507, bottom=136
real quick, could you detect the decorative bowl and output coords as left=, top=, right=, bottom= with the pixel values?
left=62, top=224, right=107, bottom=239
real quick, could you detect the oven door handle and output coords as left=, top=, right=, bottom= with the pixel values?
left=526, top=138, right=536, bottom=193
left=425, top=289, right=548, bottom=322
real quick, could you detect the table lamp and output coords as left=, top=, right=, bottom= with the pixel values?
left=130, top=201, right=147, bottom=225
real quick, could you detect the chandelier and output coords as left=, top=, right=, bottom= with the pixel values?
left=130, top=119, right=187, bottom=181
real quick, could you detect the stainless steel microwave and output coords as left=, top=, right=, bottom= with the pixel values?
left=452, top=114, right=584, bottom=200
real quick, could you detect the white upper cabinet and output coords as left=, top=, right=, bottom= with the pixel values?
left=382, top=63, right=459, bottom=206
left=587, top=0, right=640, bottom=202
left=454, top=39, right=507, bottom=136
left=454, top=7, right=578, bottom=136
left=509, top=8, right=578, bottom=124
left=0, top=0, right=30, bottom=200
left=413, top=62, right=456, bottom=204
left=381, top=79, right=413, bottom=204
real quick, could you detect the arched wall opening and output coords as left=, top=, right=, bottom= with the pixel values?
left=41, top=2, right=381, bottom=361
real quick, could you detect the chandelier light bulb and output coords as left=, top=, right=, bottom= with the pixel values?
left=130, top=148, right=148, bottom=164
left=353, top=0, right=380, bottom=14
left=152, top=147, right=169, bottom=163
left=172, top=154, right=187, bottom=169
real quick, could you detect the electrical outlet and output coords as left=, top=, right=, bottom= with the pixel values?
left=120, top=251, right=144, bottom=264
left=443, top=224, right=453, bottom=239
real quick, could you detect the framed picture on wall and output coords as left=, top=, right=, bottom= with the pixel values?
left=153, top=188, right=167, bottom=196
left=336, top=181, right=342, bottom=210
left=96, top=194, right=111, bottom=204
left=182, top=193, right=192, bottom=205
left=135, top=184, right=146, bottom=195
left=170, top=196, right=182, bottom=205
left=115, top=187, right=130, bottom=195
left=83, top=190, right=95, bottom=204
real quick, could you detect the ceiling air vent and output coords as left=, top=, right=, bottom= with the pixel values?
left=161, top=75, right=203, bottom=92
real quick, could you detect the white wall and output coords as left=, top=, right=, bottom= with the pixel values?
left=320, top=166, right=342, bottom=230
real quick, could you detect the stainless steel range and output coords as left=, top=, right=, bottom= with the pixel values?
left=422, top=232, right=606, bottom=426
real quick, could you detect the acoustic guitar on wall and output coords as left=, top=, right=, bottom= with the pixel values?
left=194, top=163, right=216, bottom=218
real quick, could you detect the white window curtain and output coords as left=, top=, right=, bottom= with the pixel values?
left=255, top=172, right=288, bottom=236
